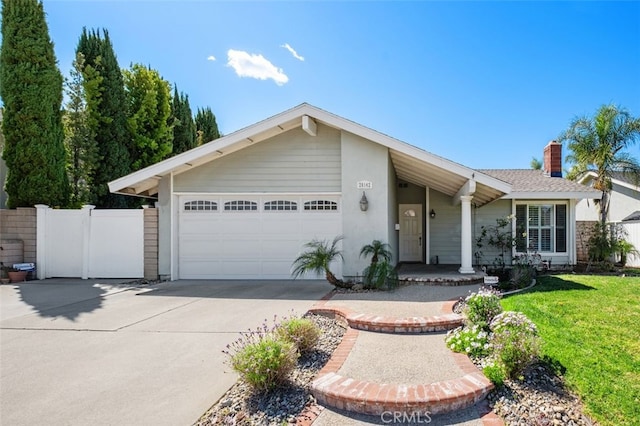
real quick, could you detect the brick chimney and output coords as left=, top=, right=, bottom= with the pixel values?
left=543, top=141, right=562, bottom=177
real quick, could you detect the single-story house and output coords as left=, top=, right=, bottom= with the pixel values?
left=576, top=171, right=640, bottom=223
left=109, top=104, right=599, bottom=280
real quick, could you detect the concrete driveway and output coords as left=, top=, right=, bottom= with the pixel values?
left=0, top=279, right=331, bottom=426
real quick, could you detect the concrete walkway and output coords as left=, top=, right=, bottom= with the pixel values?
left=0, top=278, right=331, bottom=426
left=307, top=284, right=502, bottom=426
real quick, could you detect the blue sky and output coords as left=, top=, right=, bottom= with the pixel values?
left=25, top=1, right=640, bottom=168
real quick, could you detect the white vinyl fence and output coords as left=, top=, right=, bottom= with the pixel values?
left=619, top=221, right=640, bottom=267
left=36, top=205, right=144, bottom=279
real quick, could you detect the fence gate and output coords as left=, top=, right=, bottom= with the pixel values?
left=36, top=205, right=144, bottom=279
left=620, top=221, right=640, bottom=267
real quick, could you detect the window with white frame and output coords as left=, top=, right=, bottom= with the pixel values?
left=264, top=200, right=298, bottom=211
left=224, top=200, right=258, bottom=211
left=184, top=200, right=217, bottom=211
left=303, top=200, right=338, bottom=211
left=515, top=203, right=567, bottom=253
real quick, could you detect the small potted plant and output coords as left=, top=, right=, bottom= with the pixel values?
left=1, top=264, right=27, bottom=283
left=0, top=263, right=10, bottom=284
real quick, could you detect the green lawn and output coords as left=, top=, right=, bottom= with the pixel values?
left=501, top=274, right=640, bottom=426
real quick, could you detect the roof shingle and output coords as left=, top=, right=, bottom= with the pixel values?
left=479, top=169, right=598, bottom=194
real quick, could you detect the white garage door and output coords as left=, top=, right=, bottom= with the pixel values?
left=178, top=195, right=342, bottom=279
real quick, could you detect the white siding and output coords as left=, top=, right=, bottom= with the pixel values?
left=174, top=125, right=341, bottom=193
left=576, top=182, right=640, bottom=222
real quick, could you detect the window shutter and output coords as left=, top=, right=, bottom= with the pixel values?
left=516, top=205, right=527, bottom=251
left=555, top=204, right=567, bottom=252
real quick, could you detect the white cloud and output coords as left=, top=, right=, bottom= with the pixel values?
left=281, top=43, right=305, bottom=61
left=226, top=49, right=288, bottom=86
left=207, top=55, right=216, bottom=61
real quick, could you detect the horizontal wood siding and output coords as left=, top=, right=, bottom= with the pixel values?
left=174, top=124, right=341, bottom=193
left=429, top=189, right=460, bottom=264
left=474, top=199, right=512, bottom=267
left=143, top=208, right=159, bottom=280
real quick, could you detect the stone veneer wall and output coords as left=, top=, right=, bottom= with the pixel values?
left=576, top=221, right=597, bottom=262
left=0, top=208, right=37, bottom=264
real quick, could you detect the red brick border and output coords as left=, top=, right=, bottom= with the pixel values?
left=301, top=292, right=503, bottom=425
left=310, top=371, right=493, bottom=416
left=308, top=305, right=463, bottom=333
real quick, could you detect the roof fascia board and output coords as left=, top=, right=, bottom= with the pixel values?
left=109, top=104, right=311, bottom=193
left=109, top=103, right=511, bottom=196
left=308, top=107, right=512, bottom=195
left=501, top=190, right=601, bottom=200
left=578, top=170, right=639, bottom=192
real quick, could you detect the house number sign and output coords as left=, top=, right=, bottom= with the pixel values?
left=357, top=180, right=373, bottom=189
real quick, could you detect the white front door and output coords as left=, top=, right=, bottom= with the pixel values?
left=399, top=204, right=423, bottom=262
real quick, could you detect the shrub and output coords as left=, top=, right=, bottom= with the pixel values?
left=482, top=358, right=506, bottom=386
left=227, top=335, right=297, bottom=391
left=445, top=325, right=491, bottom=358
left=276, top=317, right=320, bottom=354
left=463, top=287, right=503, bottom=330
left=362, top=259, right=398, bottom=290
left=223, top=321, right=298, bottom=391
left=490, top=311, right=540, bottom=378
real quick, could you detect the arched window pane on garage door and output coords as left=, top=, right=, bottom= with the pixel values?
left=224, top=200, right=258, bottom=211
left=304, top=200, right=338, bottom=211
left=184, top=200, right=217, bottom=211
left=264, top=200, right=298, bottom=211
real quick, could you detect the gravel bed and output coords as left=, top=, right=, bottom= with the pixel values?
left=486, top=362, right=597, bottom=425
left=456, top=299, right=597, bottom=425
left=194, top=314, right=346, bottom=426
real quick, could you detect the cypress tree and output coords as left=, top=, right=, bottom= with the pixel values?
left=63, top=52, right=100, bottom=207
left=195, top=107, right=221, bottom=146
left=0, top=0, right=69, bottom=208
left=171, top=85, right=196, bottom=154
left=76, top=28, right=131, bottom=208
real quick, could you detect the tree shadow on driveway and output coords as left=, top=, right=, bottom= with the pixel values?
left=3, top=279, right=132, bottom=321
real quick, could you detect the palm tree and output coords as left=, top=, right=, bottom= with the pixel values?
left=560, top=104, right=640, bottom=227
left=291, top=236, right=351, bottom=289
left=359, top=239, right=392, bottom=265
left=530, top=157, right=542, bottom=170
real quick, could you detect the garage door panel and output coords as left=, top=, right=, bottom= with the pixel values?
left=261, top=239, right=301, bottom=256
left=221, top=260, right=262, bottom=275
left=224, top=218, right=261, bottom=233
left=261, top=261, right=294, bottom=275
left=178, top=195, right=341, bottom=279
left=180, top=260, right=223, bottom=277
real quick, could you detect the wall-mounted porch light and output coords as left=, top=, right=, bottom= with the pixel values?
left=430, top=209, right=436, bottom=219
left=359, top=192, right=369, bottom=211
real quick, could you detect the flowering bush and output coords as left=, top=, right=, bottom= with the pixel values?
left=445, top=325, right=491, bottom=358
left=490, top=311, right=541, bottom=378
left=463, top=286, right=503, bottom=330
left=482, top=358, right=506, bottom=386
left=276, top=317, right=320, bottom=354
left=223, top=319, right=298, bottom=391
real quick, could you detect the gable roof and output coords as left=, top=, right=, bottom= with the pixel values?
left=578, top=170, right=640, bottom=193
left=480, top=169, right=601, bottom=199
left=109, top=103, right=512, bottom=206
left=622, top=211, right=640, bottom=222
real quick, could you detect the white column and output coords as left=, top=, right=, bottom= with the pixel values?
left=81, top=205, right=95, bottom=279
left=34, top=204, right=49, bottom=280
left=459, top=195, right=475, bottom=274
